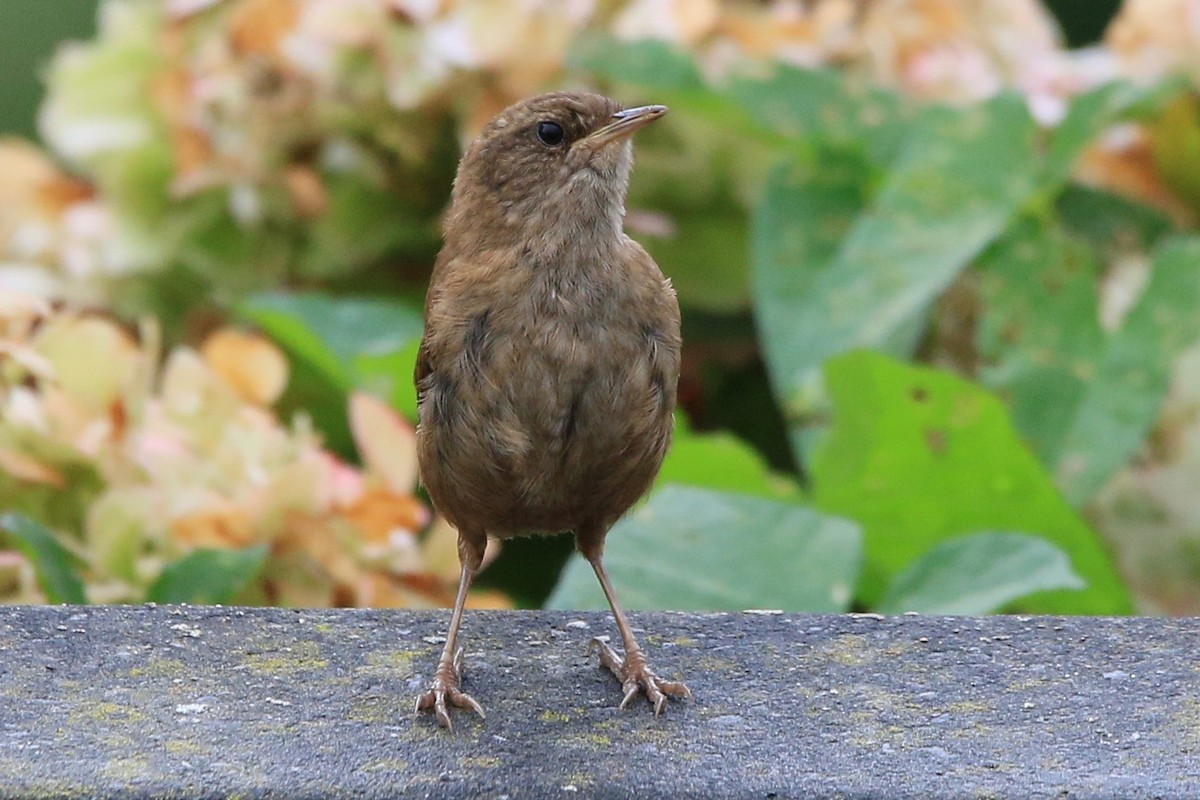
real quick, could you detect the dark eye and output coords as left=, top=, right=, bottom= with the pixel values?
left=536, top=121, right=565, bottom=146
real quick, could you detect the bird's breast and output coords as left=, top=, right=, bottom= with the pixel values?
left=424, top=267, right=674, bottom=534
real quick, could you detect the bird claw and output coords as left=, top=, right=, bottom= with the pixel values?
left=415, top=647, right=485, bottom=731
left=589, top=637, right=691, bottom=715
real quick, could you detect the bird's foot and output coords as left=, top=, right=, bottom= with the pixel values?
left=589, top=637, right=691, bottom=715
left=415, top=647, right=485, bottom=730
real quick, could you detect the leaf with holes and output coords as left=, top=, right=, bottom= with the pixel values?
left=809, top=351, right=1130, bottom=614
left=977, top=230, right=1200, bottom=504
left=973, top=215, right=1106, bottom=467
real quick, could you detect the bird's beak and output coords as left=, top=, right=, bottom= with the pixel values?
left=577, top=104, right=668, bottom=150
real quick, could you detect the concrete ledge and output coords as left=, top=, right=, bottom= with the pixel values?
left=1, top=606, right=1198, bottom=799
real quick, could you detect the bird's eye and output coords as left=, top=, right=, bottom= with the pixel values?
left=536, top=121, right=565, bottom=146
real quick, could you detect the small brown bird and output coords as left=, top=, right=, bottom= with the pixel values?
left=413, top=91, right=689, bottom=729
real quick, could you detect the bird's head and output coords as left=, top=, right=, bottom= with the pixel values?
left=447, top=92, right=666, bottom=249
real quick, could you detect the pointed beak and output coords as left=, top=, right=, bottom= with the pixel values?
left=577, top=104, right=668, bottom=151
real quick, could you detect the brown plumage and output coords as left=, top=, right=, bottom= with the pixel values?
left=414, top=91, right=689, bottom=729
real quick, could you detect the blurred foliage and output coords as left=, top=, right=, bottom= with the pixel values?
left=0, top=1, right=98, bottom=140
left=548, top=485, right=862, bottom=612
left=7, top=0, right=1200, bottom=617
left=238, top=291, right=425, bottom=455
left=809, top=351, right=1128, bottom=614
left=146, top=544, right=267, bottom=604
left=0, top=513, right=87, bottom=604
left=877, top=532, right=1085, bottom=615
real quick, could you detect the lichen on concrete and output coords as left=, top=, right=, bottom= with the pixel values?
left=0, top=607, right=1199, bottom=798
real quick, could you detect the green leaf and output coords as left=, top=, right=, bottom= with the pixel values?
left=0, top=513, right=86, bottom=604
left=239, top=292, right=424, bottom=386
left=1054, top=236, right=1200, bottom=504
left=237, top=292, right=425, bottom=448
left=545, top=485, right=860, bottom=612
left=1043, top=81, right=1167, bottom=190
left=1056, top=185, right=1172, bottom=254
left=299, top=177, right=440, bottom=277
left=974, top=216, right=1106, bottom=466
left=753, top=95, right=1040, bottom=423
left=367, top=337, right=421, bottom=424
left=752, top=151, right=872, bottom=424
left=576, top=39, right=916, bottom=319
left=570, top=36, right=707, bottom=96
left=576, top=38, right=910, bottom=158
left=147, top=546, right=268, bottom=605
left=638, top=209, right=751, bottom=313
left=657, top=426, right=801, bottom=500
left=176, top=196, right=292, bottom=292
left=724, top=65, right=911, bottom=163
left=809, top=351, right=1131, bottom=614
left=878, top=532, right=1085, bottom=615
left=975, top=214, right=1195, bottom=505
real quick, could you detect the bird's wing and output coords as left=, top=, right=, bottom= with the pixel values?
left=413, top=336, right=433, bottom=405
left=415, top=242, right=456, bottom=407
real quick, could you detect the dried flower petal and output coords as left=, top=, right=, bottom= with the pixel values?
left=228, top=0, right=300, bottom=57
left=348, top=391, right=418, bottom=492
left=170, top=505, right=257, bottom=549
left=200, top=327, right=290, bottom=406
left=34, top=315, right=139, bottom=413
left=342, top=486, right=430, bottom=545
left=614, top=0, right=718, bottom=45
left=0, top=447, right=65, bottom=487
left=1107, top=0, right=1200, bottom=82
left=284, top=164, right=329, bottom=218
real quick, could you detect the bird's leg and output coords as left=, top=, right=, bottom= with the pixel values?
left=585, top=549, right=691, bottom=715
left=415, top=538, right=485, bottom=730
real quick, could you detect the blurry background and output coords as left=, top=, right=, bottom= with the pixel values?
left=3, top=0, right=1200, bottom=618
left=0, top=1, right=1130, bottom=141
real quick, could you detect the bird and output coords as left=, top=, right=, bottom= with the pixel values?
left=413, top=90, right=690, bottom=729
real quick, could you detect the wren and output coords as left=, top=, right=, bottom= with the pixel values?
left=414, top=91, right=689, bottom=729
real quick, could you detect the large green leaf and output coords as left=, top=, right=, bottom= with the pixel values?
left=978, top=230, right=1200, bottom=504
left=545, top=485, right=860, bottom=612
left=753, top=95, right=1040, bottom=424
left=1056, top=185, right=1172, bottom=255
left=724, top=64, right=911, bottom=164
left=1054, top=236, right=1200, bottom=504
left=575, top=37, right=910, bottom=158
left=638, top=208, right=751, bottom=313
left=576, top=39, right=919, bottom=317
left=147, top=546, right=268, bottom=605
left=752, top=151, right=872, bottom=425
left=239, top=292, right=424, bottom=387
left=974, top=216, right=1106, bottom=467
left=809, top=351, right=1130, bottom=614
left=0, top=513, right=86, bottom=604
left=878, top=532, right=1085, bottom=615
left=656, top=425, right=801, bottom=500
